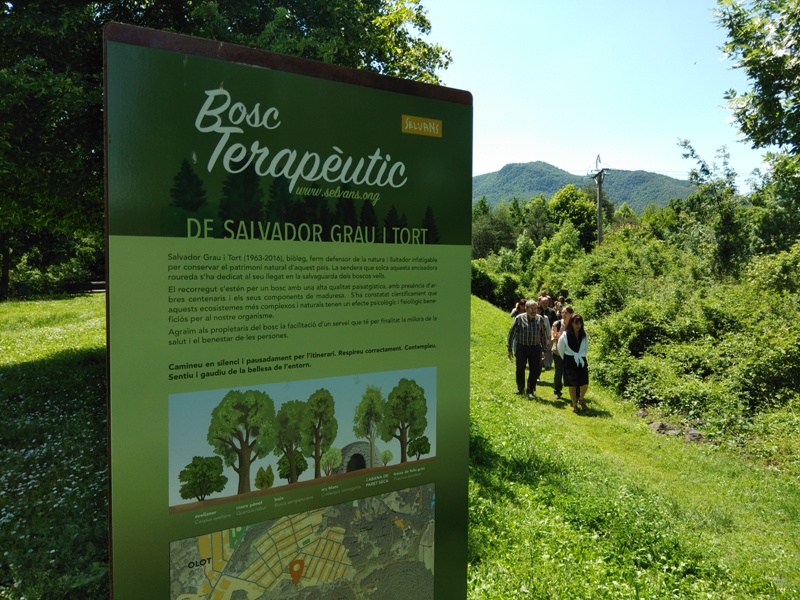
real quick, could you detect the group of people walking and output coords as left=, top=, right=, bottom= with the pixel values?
left=506, top=294, right=589, bottom=413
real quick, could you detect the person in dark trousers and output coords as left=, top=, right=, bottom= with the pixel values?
left=507, top=300, right=548, bottom=399
left=557, top=313, right=589, bottom=413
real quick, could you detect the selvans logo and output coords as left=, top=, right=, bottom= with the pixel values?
left=401, top=115, right=442, bottom=138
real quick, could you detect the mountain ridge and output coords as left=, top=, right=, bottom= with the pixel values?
left=473, top=161, right=695, bottom=214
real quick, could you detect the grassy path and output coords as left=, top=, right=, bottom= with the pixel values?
left=468, top=296, right=800, bottom=598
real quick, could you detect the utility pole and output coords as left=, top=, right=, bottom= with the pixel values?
left=591, top=155, right=608, bottom=245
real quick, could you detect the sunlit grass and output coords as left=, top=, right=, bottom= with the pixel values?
left=0, top=295, right=108, bottom=599
left=2, top=294, right=800, bottom=598
left=468, top=295, right=800, bottom=599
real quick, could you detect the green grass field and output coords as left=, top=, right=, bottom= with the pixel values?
left=2, top=294, right=799, bottom=598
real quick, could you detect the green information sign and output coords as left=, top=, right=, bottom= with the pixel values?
left=105, top=23, right=471, bottom=599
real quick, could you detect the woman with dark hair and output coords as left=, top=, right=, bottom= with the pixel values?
left=557, top=313, right=589, bottom=412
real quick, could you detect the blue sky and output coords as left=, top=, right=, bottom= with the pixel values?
left=423, top=0, right=766, bottom=189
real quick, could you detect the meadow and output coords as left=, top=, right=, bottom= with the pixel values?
left=2, top=294, right=799, bottom=598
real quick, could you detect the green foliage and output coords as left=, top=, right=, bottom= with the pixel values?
left=527, top=221, right=583, bottom=293
left=304, top=388, right=338, bottom=478
left=744, top=242, right=800, bottom=293
left=380, top=378, right=428, bottom=463
left=548, top=184, right=597, bottom=250
left=277, top=451, right=308, bottom=484
left=716, top=0, right=800, bottom=153
left=471, top=201, right=516, bottom=258
left=255, top=464, right=274, bottom=490
left=470, top=259, right=525, bottom=309
left=613, top=202, right=639, bottom=228
left=9, top=231, right=104, bottom=297
left=408, top=435, right=430, bottom=460
left=274, top=399, right=310, bottom=484
left=380, top=449, right=393, bottom=466
left=353, top=385, right=384, bottom=468
left=5, top=295, right=800, bottom=597
left=748, top=152, right=800, bottom=253
left=0, top=0, right=452, bottom=301
left=178, top=456, right=227, bottom=501
left=320, top=447, right=342, bottom=475
left=207, top=389, right=277, bottom=494
left=170, top=159, right=208, bottom=211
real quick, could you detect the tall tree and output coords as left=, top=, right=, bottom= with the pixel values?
left=716, top=0, right=800, bottom=245
left=548, top=184, right=597, bottom=251
left=277, top=451, right=308, bottom=484
left=383, top=205, right=403, bottom=242
left=0, top=0, right=450, bottom=299
left=380, top=378, right=428, bottom=463
left=716, top=0, right=800, bottom=152
left=304, top=388, right=338, bottom=479
left=421, top=204, right=440, bottom=243
left=170, top=159, right=208, bottom=211
left=274, top=400, right=310, bottom=484
left=360, top=198, right=379, bottom=231
left=0, top=15, right=102, bottom=299
left=207, top=389, right=277, bottom=494
left=218, top=168, right=264, bottom=224
left=334, top=196, right=358, bottom=229
left=353, top=385, right=384, bottom=468
left=320, top=447, right=342, bottom=476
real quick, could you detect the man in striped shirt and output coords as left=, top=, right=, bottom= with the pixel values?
left=507, top=300, right=549, bottom=399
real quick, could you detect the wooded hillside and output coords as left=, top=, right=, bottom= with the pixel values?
left=473, top=161, right=695, bottom=213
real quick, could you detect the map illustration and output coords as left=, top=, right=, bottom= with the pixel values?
left=170, top=483, right=435, bottom=599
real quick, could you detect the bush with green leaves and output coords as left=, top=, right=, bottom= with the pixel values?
left=744, top=242, right=800, bottom=294
left=470, top=258, right=526, bottom=309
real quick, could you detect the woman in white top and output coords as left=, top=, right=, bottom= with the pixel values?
left=557, top=313, right=589, bottom=412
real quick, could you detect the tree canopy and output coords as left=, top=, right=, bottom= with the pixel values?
left=178, top=455, right=228, bottom=502
left=380, top=378, right=428, bottom=463
left=716, top=0, right=800, bottom=152
left=0, top=0, right=450, bottom=299
left=206, top=389, right=276, bottom=494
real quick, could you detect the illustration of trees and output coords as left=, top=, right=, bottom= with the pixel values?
left=278, top=452, right=308, bottom=484
left=383, top=205, right=403, bottom=242
left=218, top=167, right=264, bottom=223
left=360, top=198, right=378, bottom=231
left=274, top=400, right=309, bottom=484
left=422, top=205, right=440, bottom=243
left=334, top=196, right=358, bottom=228
left=178, top=456, right=228, bottom=502
left=304, top=388, right=338, bottom=479
left=381, top=449, right=393, bottom=467
left=380, top=378, right=428, bottom=463
left=207, top=389, right=277, bottom=494
left=255, top=465, right=274, bottom=490
left=408, top=435, right=431, bottom=460
left=265, top=175, right=293, bottom=222
left=169, top=159, right=207, bottom=212
left=321, top=447, right=342, bottom=476
left=353, top=385, right=384, bottom=468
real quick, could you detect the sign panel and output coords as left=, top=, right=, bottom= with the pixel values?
left=105, top=23, right=471, bottom=599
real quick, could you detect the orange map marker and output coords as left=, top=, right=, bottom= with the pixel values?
left=289, top=559, right=305, bottom=585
